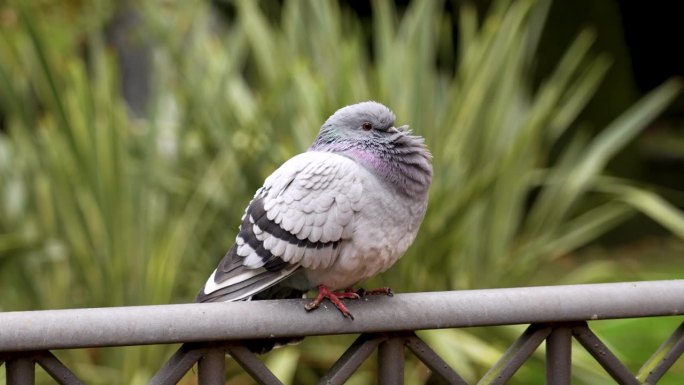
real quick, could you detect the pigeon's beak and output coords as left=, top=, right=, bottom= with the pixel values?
left=387, top=125, right=408, bottom=133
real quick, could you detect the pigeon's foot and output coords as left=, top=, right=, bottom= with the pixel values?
left=305, top=284, right=360, bottom=320
left=356, top=286, right=394, bottom=297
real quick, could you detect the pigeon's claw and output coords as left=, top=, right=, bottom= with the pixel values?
left=305, top=285, right=360, bottom=320
left=356, top=286, right=394, bottom=297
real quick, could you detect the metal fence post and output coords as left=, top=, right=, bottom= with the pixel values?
left=546, top=326, right=572, bottom=385
left=6, top=357, right=35, bottom=385
left=378, top=336, right=404, bottom=385
left=198, top=348, right=226, bottom=385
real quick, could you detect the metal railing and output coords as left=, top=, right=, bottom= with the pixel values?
left=1, top=280, right=683, bottom=384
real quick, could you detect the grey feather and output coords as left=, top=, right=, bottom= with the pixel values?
left=198, top=101, right=432, bottom=308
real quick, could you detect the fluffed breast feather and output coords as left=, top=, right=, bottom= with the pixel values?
left=197, top=151, right=364, bottom=302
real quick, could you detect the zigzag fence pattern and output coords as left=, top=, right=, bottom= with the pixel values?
left=1, top=280, right=683, bottom=384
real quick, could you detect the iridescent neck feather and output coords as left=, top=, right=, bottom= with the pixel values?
left=309, top=128, right=432, bottom=197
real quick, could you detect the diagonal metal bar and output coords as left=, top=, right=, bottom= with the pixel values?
left=149, top=343, right=207, bottom=385
left=318, top=333, right=386, bottom=385
left=405, top=334, right=469, bottom=385
left=546, top=326, right=572, bottom=385
left=637, top=320, right=684, bottom=384
left=226, top=345, right=283, bottom=385
left=378, top=336, right=405, bottom=385
left=35, top=351, right=84, bottom=385
left=5, top=356, right=36, bottom=385
left=198, top=347, right=226, bottom=385
left=477, top=324, right=551, bottom=385
left=572, top=323, right=640, bottom=385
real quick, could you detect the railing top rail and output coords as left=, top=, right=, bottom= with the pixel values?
left=1, top=280, right=682, bottom=352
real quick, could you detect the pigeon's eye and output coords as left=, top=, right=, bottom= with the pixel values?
left=362, top=122, right=373, bottom=131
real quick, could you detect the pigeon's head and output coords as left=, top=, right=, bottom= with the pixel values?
left=310, top=101, right=432, bottom=196
left=326, top=101, right=401, bottom=134
left=311, top=102, right=410, bottom=148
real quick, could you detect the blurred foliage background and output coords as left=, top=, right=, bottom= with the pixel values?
left=1, top=0, right=683, bottom=384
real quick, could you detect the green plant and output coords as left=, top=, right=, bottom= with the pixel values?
left=0, top=0, right=682, bottom=383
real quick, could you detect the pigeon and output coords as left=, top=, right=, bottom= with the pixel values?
left=197, top=101, right=432, bottom=322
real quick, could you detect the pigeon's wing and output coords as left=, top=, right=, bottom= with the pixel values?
left=197, top=151, right=363, bottom=302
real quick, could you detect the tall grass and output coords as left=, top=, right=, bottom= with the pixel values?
left=0, top=0, right=682, bottom=383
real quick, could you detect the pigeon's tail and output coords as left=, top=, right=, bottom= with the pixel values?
left=195, top=244, right=302, bottom=303
left=195, top=245, right=308, bottom=354
left=250, top=283, right=307, bottom=301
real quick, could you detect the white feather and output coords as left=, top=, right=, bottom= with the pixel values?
left=244, top=252, right=264, bottom=268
